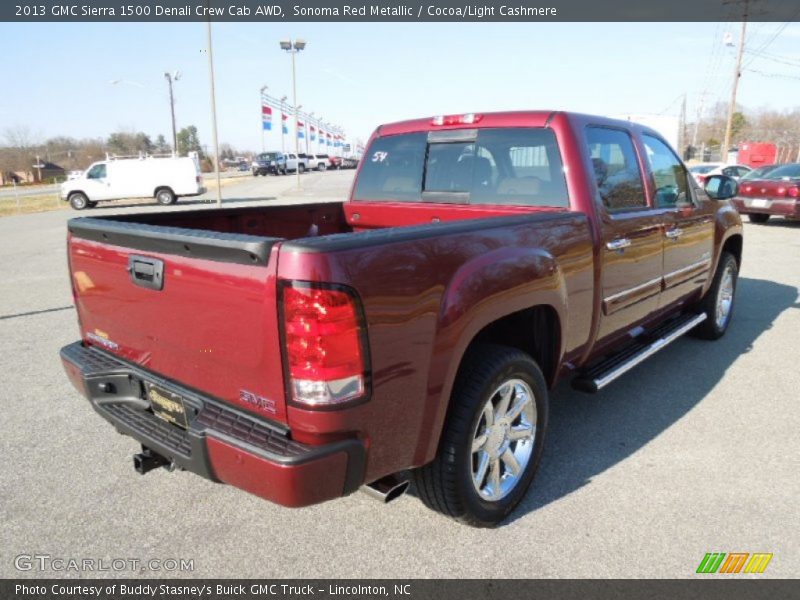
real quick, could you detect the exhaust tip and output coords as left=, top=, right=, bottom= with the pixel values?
left=362, top=474, right=410, bottom=504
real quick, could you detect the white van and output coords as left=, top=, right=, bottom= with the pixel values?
left=61, top=154, right=205, bottom=210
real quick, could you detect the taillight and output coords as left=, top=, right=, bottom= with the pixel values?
left=280, top=282, right=368, bottom=408
left=789, top=186, right=799, bottom=198
left=432, top=113, right=482, bottom=126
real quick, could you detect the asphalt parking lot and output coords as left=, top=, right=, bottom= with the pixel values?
left=1, top=170, right=798, bottom=578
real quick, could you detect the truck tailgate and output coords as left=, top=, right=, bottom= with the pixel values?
left=68, top=220, right=288, bottom=424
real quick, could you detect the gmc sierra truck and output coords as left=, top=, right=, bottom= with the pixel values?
left=61, top=111, right=743, bottom=526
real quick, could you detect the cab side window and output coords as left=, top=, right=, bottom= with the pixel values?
left=87, top=164, right=106, bottom=179
left=585, top=127, right=646, bottom=211
left=642, top=135, right=691, bottom=208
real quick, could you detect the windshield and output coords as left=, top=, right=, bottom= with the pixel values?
left=353, top=128, right=570, bottom=207
left=257, top=153, right=278, bottom=161
left=762, top=163, right=800, bottom=180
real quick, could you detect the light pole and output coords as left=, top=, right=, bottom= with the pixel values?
left=280, top=38, right=306, bottom=188
left=259, top=85, right=268, bottom=152
left=206, top=21, right=222, bottom=207
left=164, top=71, right=181, bottom=154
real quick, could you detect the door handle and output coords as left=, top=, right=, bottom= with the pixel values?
left=127, top=255, right=164, bottom=291
left=606, top=238, right=631, bottom=251
left=665, top=228, right=683, bottom=239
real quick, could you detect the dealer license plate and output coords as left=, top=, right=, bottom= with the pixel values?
left=145, top=383, right=188, bottom=429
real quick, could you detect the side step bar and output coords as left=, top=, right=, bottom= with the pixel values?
left=572, top=313, right=707, bottom=393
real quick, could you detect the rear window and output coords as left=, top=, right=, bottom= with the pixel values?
left=689, top=165, right=717, bottom=174
left=763, top=163, right=800, bottom=179
left=353, top=128, right=569, bottom=207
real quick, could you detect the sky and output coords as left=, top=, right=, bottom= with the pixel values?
left=1, top=21, right=799, bottom=153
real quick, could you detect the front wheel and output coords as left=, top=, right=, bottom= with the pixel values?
left=748, top=213, right=770, bottom=224
left=692, top=251, right=738, bottom=340
left=69, top=192, right=89, bottom=210
left=413, top=344, right=549, bottom=527
left=298, top=164, right=305, bottom=174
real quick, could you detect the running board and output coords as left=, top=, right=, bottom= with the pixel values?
left=572, top=313, right=707, bottom=393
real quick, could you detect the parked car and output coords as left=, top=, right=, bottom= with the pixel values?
left=60, top=111, right=742, bottom=526
left=341, top=157, right=359, bottom=169
left=328, top=155, right=342, bottom=169
left=739, top=164, right=779, bottom=181
left=311, top=154, right=330, bottom=171
left=252, top=152, right=280, bottom=176
left=732, top=162, right=800, bottom=224
left=274, top=152, right=309, bottom=174
left=689, top=163, right=751, bottom=186
left=61, top=155, right=205, bottom=210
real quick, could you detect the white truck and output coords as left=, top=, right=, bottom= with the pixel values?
left=61, top=154, right=205, bottom=210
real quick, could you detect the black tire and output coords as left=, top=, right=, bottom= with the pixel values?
left=252, top=170, right=259, bottom=177
left=155, top=188, right=176, bottom=205
left=692, top=251, right=738, bottom=340
left=413, top=344, right=549, bottom=527
left=298, top=164, right=306, bottom=174
left=318, top=163, right=327, bottom=171
left=748, top=213, right=770, bottom=224
left=69, top=192, right=89, bottom=210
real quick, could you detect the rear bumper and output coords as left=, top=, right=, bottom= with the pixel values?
left=60, top=341, right=365, bottom=507
left=732, top=196, right=800, bottom=217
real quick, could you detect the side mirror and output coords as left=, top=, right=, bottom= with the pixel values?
left=704, top=174, right=738, bottom=200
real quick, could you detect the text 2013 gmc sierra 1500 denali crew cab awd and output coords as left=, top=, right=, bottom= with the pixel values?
left=61, top=111, right=743, bottom=526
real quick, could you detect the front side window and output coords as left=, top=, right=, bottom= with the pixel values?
left=353, top=128, right=569, bottom=207
left=86, top=163, right=106, bottom=179
left=585, top=127, right=646, bottom=211
left=642, top=134, right=691, bottom=208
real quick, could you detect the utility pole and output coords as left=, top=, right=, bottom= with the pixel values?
left=691, top=91, right=707, bottom=150
left=722, top=6, right=748, bottom=162
left=164, top=71, right=180, bottom=153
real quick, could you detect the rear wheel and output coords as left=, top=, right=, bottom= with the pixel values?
left=748, top=213, right=770, bottom=224
left=318, top=163, right=327, bottom=171
left=155, top=188, right=176, bottom=205
left=69, top=192, right=89, bottom=210
left=413, top=344, right=549, bottom=527
left=692, top=251, right=738, bottom=340
left=298, top=163, right=306, bottom=174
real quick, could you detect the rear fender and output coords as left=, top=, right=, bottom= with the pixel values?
left=415, top=247, right=567, bottom=465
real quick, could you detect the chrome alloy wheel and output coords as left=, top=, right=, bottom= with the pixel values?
left=470, top=378, right=536, bottom=501
left=715, top=262, right=736, bottom=329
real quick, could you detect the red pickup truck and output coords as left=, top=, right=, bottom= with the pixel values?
left=61, top=111, right=743, bottom=526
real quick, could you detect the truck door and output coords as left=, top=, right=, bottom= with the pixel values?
left=83, top=162, right=112, bottom=200
left=640, top=134, right=714, bottom=308
left=586, top=126, right=665, bottom=341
